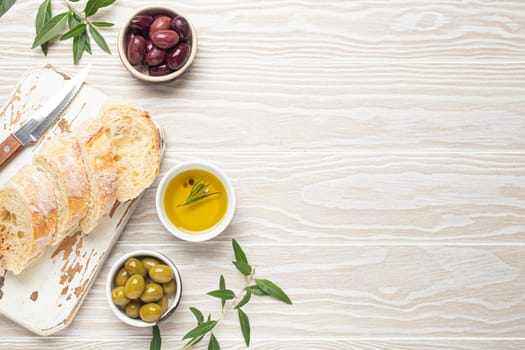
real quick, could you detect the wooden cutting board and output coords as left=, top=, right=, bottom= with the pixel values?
left=0, top=65, right=165, bottom=336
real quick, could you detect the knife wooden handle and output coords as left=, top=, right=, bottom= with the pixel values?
left=0, top=134, right=23, bottom=170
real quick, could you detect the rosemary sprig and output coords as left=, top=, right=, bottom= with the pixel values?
left=178, top=181, right=221, bottom=207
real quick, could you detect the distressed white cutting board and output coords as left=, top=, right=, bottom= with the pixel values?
left=0, top=65, right=165, bottom=336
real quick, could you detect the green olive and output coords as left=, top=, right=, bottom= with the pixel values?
left=149, top=264, right=173, bottom=283
left=142, top=257, right=161, bottom=271
left=125, top=300, right=142, bottom=319
left=111, top=286, right=129, bottom=306
left=125, top=258, right=147, bottom=277
left=162, top=279, right=176, bottom=295
left=124, top=274, right=145, bottom=299
left=115, top=268, right=129, bottom=287
left=139, top=303, right=162, bottom=322
left=140, top=283, right=163, bottom=303
left=157, top=295, right=169, bottom=314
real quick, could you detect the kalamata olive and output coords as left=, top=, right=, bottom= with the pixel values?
left=162, top=279, right=176, bottom=295
left=149, top=16, right=171, bottom=36
left=124, top=274, right=145, bottom=299
left=125, top=300, right=142, bottom=319
left=124, top=257, right=147, bottom=276
left=129, top=15, right=153, bottom=34
left=126, top=35, right=146, bottom=66
left=111, top=286, right=129, bottom=306
left=145, top=43, right=166, bottom=66
left=139, top=303, right=162, bottom=322
left=149, top=264, right=173, bottom=283
left=142, top=256, right=161, bottom=271
left=115, top=267, right=129, bottom=287
left=151, top=30, right=179, bottom=49
left=170, top=16, right=191, bottom=41
left=141, top=283, right=163, bottom=303
left=126, top=32, right=136, bottom=47
left=148, top=64, right=173, bottom=76
left=166, top=42, right=190, bottom=71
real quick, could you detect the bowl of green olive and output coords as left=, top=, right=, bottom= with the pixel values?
left=106, top=250, right=182, bottom=327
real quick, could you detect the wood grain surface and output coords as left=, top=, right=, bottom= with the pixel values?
left=0, top=0, right=524, bottom=348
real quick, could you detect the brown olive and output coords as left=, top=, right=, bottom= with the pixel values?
left=125, top=258, right=147, bottom=277
left=111, top=286, right=129, bottom=306
left=115, top=267, right=129, bottom=287
left=124, top=274, right=145, bottom=300
left=157, top=295, right=169, bottom=314
left=125, top=300, right=142, bottom=319
left=162, top=279, right=176, bottom=295
left=149, top=264, right=173, bottom=283
left=142, top=257, right=161, bottom=271
left=141, top=283, right=163, bottom=303
left=139, top=303, right=162, bottom=322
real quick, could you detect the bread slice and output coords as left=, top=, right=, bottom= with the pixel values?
left=98, top=103, right=160, bottom=202
left=0, top=165, right=57, bottom=274
left=74, top=120, right=117, bottom=233
left=34, top=134, right=90, bottom=243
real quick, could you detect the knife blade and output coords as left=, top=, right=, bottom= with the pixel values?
left=0, top=64, right=91, bottom=170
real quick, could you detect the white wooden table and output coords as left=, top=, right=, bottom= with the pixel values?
left=1, top=1, right=525, bottom=349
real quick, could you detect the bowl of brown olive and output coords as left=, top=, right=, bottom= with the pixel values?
left=117, top=5, right=197, bottom=82
left=106, top=250, right=182, bottom=327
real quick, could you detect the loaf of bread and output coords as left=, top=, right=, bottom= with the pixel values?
left=0, top=103, right=161, bottom=274
left=34, top=134, right=90, bottom=244
left=99, top=103, right=160, bottom=202
left=75, top=120, right=117, bottom=234
left=0, top=165, right=58, bottom=274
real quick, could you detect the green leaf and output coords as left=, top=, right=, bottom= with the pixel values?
left=68, top=11, right=80, bottom=28
left=84, top=0, right=116, bottom=17
left=233, top=261, right=253, bottom=276
left=208, top=333, right=220, bottom=350
left=232, top=239, right=248, bottom=264
left=207, top=289, right=235, bottom=300
left=60, top=23, right=85, bottom=40
left=248, top=285, right=268, bottom=296
left=238, top=309, right=250, bottom=347
left=32, top=12, right=68, bottom=49
left=207, top=314, right=211, bottom=322
left=182, top=320, right=217, bottom=340
left=72, top=31, right=85, bottom=64
left=150, top=325, right=161, bottom=350
left=0, top=0, right=15, bottom=18
left=83, top=31, right=92, bottom=54
left=255, top=279, right=292, bottom=304
left=235, top=287, right=251, bottom=309
left=88, top=23, right=111, bottom=54
left=190, top=306, right=204, bottom=325
left=92, top=21, right=114, bottom=27
left=219, top=274, right=226, bottom=309
left=35, top=0, right=52, bottom=55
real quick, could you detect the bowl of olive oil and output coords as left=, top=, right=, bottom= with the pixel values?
left=155, top=161, right=235, bottom=241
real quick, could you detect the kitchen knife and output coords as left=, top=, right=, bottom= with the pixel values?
left=0, top=64, right=91, bottom=170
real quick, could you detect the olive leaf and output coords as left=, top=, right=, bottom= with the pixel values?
left=219, top=274, right=226, bottom=310
left=88, top=23, right=111, bottom=53
left=150, top=325, right=161, bottom=350
left=233, top=261, right=253, bottom=276
left=91, top=21, right=114, bottom=27
left=208, top=333, right=220, bottom=350
left=32, top=11, right=68, bottom=49
left=182, top=320, right=217, bottom=340
left=84, top=0, right=116, bottom=17
left=207, top=289, right=235, bottom=300
left=83, top=32, right=92, bottom=54
left=35, top=0, right=52, bottom=54
left=0, top=0, right=15, bottom=18
left=60, top=23, right=86, bottom=40
left=232, top=238, right=248, bottom=264
left=235, top=288, right=251, bottom=309
left=190, top=306, right=204, bottom=325
left=247, top=285, right=268, bottom=296
left=255, top=279, right=292, bottom=305
left=238, top=309, right=250, bottom=347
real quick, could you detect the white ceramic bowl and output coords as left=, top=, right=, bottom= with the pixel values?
left=156, top=161, right=236, bottom=242
left=106, top=250, right=183, bottom=327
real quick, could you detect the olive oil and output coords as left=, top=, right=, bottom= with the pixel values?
left=163, top=169, right=227, bottom=232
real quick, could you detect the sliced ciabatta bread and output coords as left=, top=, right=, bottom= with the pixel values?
left=34, top=134, right=89, bottom=243
left=74, top=120, right=117, bottom=233
left=0, top=165, right=57, bottom=274
left=98, top=103, right=160, bottom=202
